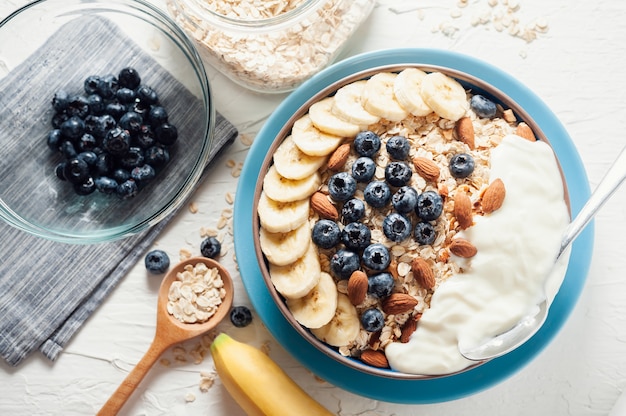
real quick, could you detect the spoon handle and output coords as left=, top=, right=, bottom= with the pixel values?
left=97, top=338, right=168, bottom=416
left=559, top=145, right=626, bottom=258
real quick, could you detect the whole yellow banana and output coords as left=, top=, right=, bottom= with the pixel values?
left=210, top=333, right=333, bottom=416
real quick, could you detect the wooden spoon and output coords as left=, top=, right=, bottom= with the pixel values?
left=97, top=256, right=234, bottom=415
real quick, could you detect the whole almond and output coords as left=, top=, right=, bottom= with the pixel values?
left=382, top=293, right=419, bottom=315
left=412, top=157, right=440, bottom=182
left=326, top=143, right=350, bottom=171
left=455, top=116, right=475, bottom=149
left=400, top=316, right=420, bottom=343
left=454, top=192, right=473, bottom=230
left=360, top=349, right=389, bottom=368
left=449, top=238, right=478, bottom=258
left=515, top=122, right=536, bottom=141
left=347, top=270, right=368, bottom=305
left=310, top=192, right=338, bottom=220
left=482, top=178, right=506, bottom=214
left=411, top=257, right=435, bottom=289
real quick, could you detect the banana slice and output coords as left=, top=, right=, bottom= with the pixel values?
left=273, top=135, right=327, bottom=180
left=308, top=97, right=361, bottom=138
left=257, top=191, right=309, bottom=234
left=310, top=293, right=360, bottom=347
left=331, top=81, right=381, bottom=126
left=393, top=68, right=433, bottom=117
left=263, top=165, right=321, bottom=203
left=291, top=114, right=344, bottom=157
left=420, top=71, right=469, bottom=122
left=269, top=243, right=321, bottom=300
left=286, top=272, right=338, bottom=329
left=259, top=221, right=311, bottom=267
left=362, top=72, right=409, bottom=122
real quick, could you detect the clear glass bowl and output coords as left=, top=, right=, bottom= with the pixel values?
left=0, top=0, right=214, bottom=244
left=167, top=0, right=374, bottom=93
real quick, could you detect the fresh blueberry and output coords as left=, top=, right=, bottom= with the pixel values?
left=87, top=94, right=105, bottom=115
left=361, top=243, right=390, bottom=271
left=155, top=122, right=178, bottom=146
left=351, top=156, right=376, bottom=183
left=382, top=213, right=412, bottom=242
left=94, top=176, right=118, bottom=194
left=312, top=219, right=341, bottom=249
left=60, top=116, right=85, bottom=140
left=67, top=95, right=90, bottom=118
left=144, top=146, right=170, bottom=167
left=341, top=198, right=366, bottom=224
left=118, top=67, right=141, bottom=90
left=97, top=74, right=119, bottom=99
left=116, top=87, right=136, bottom=104
left=391, top=186, right=418, bottom=214
left=119, top=146, right=145, bottom=169
left=414, top=221, right=436, bottom=245
left=95, top=153, right=114, bottom=176
left=131, top=164, right=156, bottom=183
left=367, top=272, right=395, bottom=298
left=386, top=135, right=410, bottom=160
left=144, top=249, right=170, bottom=274
left=135, top=125, right=156, bottom=148
left=385, top=161, right=413, bottom=187
left=449, top=153, right=475, bottom=178
left=363, top=181, right=391, bottom=208
left=84, top=75, right=101, bottom=95
left=103, top=127, right=131, bottom=156
left=116, top=179, right=138, bottom=199
left=200, top=236, right=222, bottom=258
left=59, top=140, right=78, bottom=159
left=77, top=151, right=98, bottom=167
left=119, top=112, right=143, bottom=136
left=361, top=308, right=385, bottom=332
left=52, top=90, right=69, bottom=112
left=341, top=222, right=371, bottom=251
left=74, top=177, right=96, bottom=195
left=415, top=191, right=443, bottom=221
left=148, top=106, right=168, bottom=126
left=78, top=133, right=98, bottom=152
left=327, top=172, right=357, bottom=202
left=112, top=168, right=131, bottom=183
left=330, top=249, right=360, bottom=279
left=47, top=129, right=62, bottom=151
left=136, top=85, right=159, bottom=105
left=230, top=306, right=253, bottom=328
left=105, top=102, right=127, bottom=120
left=470, top=94, right=497, bottom=119
left=353, top=130, right=381, bottom=157
left=63, top=157, right=90, bottom=184
left=51, top=112, right=69, bottom=129
left=55, top=162, right=66, bottom=181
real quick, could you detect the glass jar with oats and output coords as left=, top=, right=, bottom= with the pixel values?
left=166, top=0, right=374, bottom=93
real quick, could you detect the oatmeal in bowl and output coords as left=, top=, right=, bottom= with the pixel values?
left=250, top=59, right=573, bottom=379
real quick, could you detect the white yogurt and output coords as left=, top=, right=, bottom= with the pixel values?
left=385, top=134, right=570, bottom=375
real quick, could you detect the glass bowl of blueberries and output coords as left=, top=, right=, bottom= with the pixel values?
left=0, top=0, right=214, bottom=243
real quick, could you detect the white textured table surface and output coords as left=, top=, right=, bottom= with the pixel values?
left=2, top=1, right=626, bottom=415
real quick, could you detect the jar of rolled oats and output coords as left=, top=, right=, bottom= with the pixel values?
left=166, top=0, right=375, bottom=93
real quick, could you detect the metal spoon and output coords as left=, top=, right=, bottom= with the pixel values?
left=460, top=145, right=626, bottom=361
left=97, top=257, right=234, bottom=415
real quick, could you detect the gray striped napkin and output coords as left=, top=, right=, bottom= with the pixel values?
left=0, top=16, right=237, bottom=366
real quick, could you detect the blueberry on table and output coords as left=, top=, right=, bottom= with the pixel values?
left=119, top=112, right=143, bottom=135
left=60, top=116, right=85, bottom=140
left=449, top=153, right=475, bottom=178
left=86, top=93, right=105, bottom=115
left=77, top=151, right=98, bottom=167
left=77, top=133, right=97, bottom=152
left=341, top=222, right=371, bottom=251
left=118, top=67, right=141, bottom=90
left=200, top=236, right=222, bottom=258
left=155, top=122, right=178, bottom=146
left=97, top=73, right=119, bottom=99
left=353, top=130, right=381, bottom=157
left=361, top=308, right=384, bottom=332
left=386, top=135, right=410, bottom=160
left=312, top=219, right=341, bottom=249
left=144, top=146, right=170, bottom=167
left=391, top=186, right=418, bottom=214
left=136, top=125, right=156, bottom=149
left=415, top=191, right=443, bottom=221
left=330, top=249, right=360, bottom=279
left=105, top=102, right=126, bottom=120
left=116, top=178, right=138, bottom=199
left=148, top=105, right=168, bottom=126
left=364, top=181, right=391, bottom=208
left=94, top=176, right=118, bottom=194
left=118, top=147, right=145, bottom=170
left=103, top=127, right=131, bottom=156
left=327, top=171, right=357, bottom=202
left=470, top=94, right=497, bottom=119
left=74, top=177, right=96, bottom=196
left=46, top=129, right=62, bottom=151
left=144, top=249, right=170, bottom=274
left=367, top=272, right=395, bottom=298
left=52, top=90, right=69, bottom=112
left=384, top=161, right=413, bottom=187
left=382, top=212, right=412, bottom=242
left=351, top=156, right=376, bottom=183
left=62, top=157, right=90, bottom=184
left=59, top=140, right=78, bottom=159
left=230, top=306, right=253, bottom=328
left=414, top=221, right=436, bottom=246
left=131, top=164, right=156, bottom=184
left=115, top=87, right=136, bottom=104
left=84, top=75, right=101, bottom=95
left=66, top=94, right=90, bottom=118
left=136, top=85, right=159, bottom=105
left=112, top=168, right=131, bottom=183
left=341, top=198, right=366, bottom=224
left=362, top=243, right=390, bottom=271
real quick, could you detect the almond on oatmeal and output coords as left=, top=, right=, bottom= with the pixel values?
left=360, top=349, right=389, bottom=368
